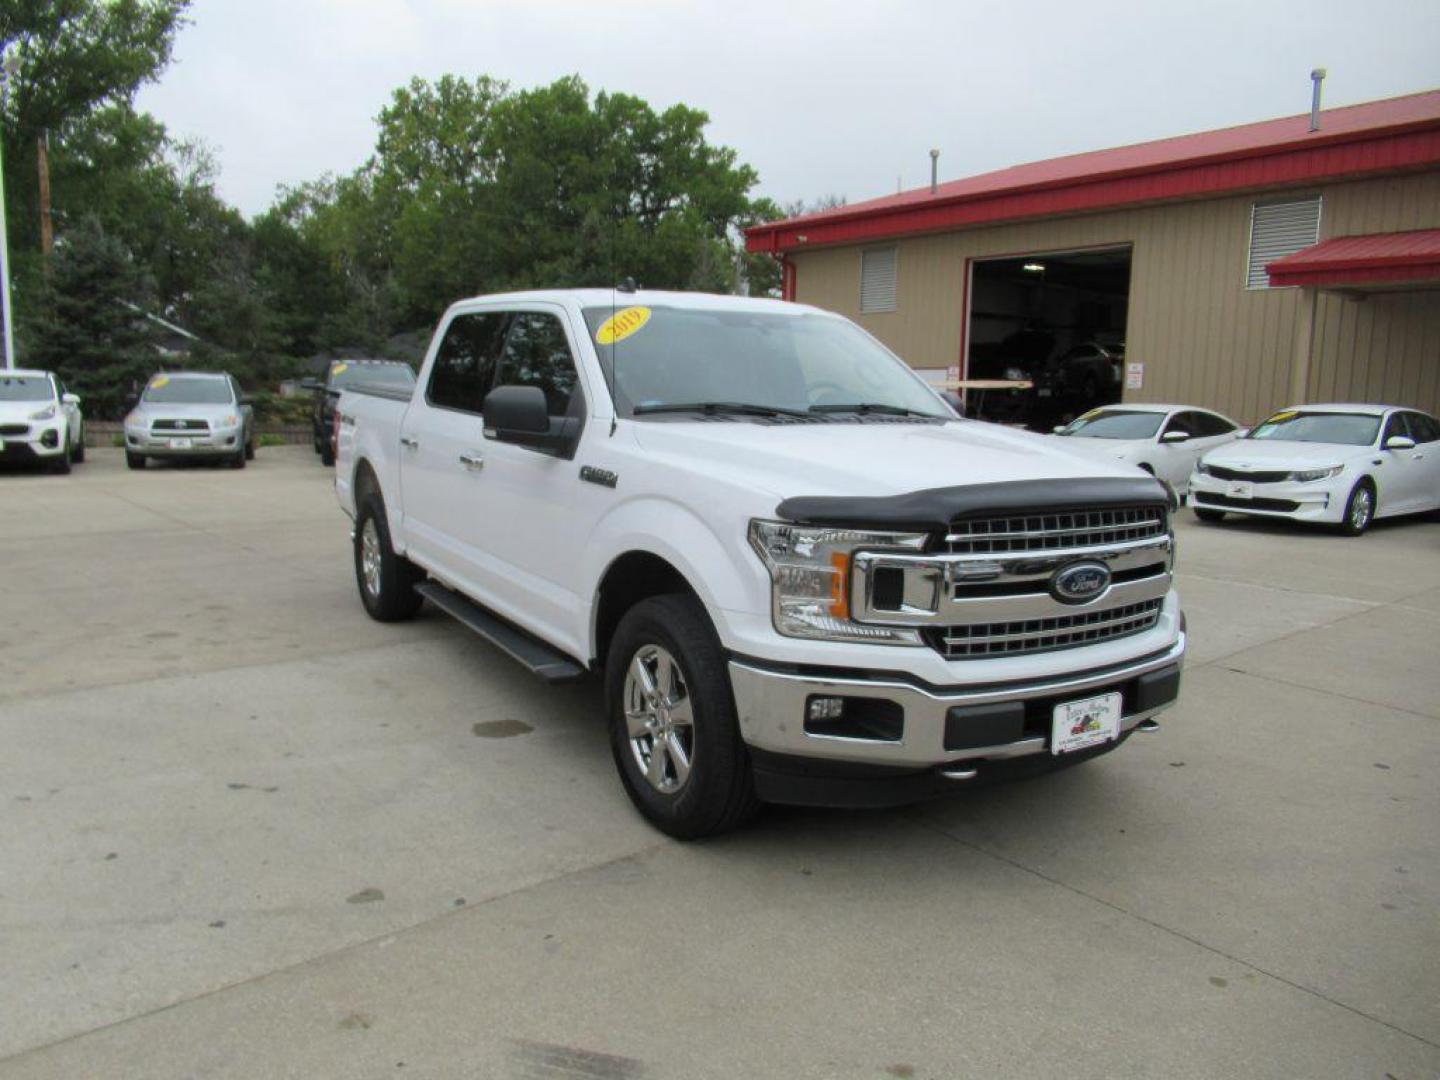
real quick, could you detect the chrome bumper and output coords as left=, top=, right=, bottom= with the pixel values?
left=729, top=634, right=1185, bottom=769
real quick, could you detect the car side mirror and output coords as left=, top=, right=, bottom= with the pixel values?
left=240, top=394, right=255, bottom=405
left=1051, top=425, right=1067, bottom=434
left=300, top=378, right=323, bottom=392
left=61, top=393, right=80, bottom=405
left=483, top=385, right=581, bottom=458
left=1161, top=430, right=1190, bottom=443
left=1385, top=435, right=1416, bottom=451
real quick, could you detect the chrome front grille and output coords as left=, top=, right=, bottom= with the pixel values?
left=932, top=599, right=1164, bottom=659
left=945, top=507, right=1167, bottom=554
left=152, top=418, right=210, bottom=432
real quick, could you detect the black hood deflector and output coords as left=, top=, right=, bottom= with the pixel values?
left=775, top=476, right=1170, bottom=532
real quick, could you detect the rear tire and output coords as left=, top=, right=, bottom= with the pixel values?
left=606, top=593, right=760, bottom=839
left=321, top=443, right=335, bottom=467
left=1193, top=507, right=1225, bottom=523
left=354, top=492, right=424, bottom=622
left=1339, top=480, right=1375, bottom=536
left=126, top=452, right=145, bottom=470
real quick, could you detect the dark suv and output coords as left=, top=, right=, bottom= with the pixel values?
left=303, top=360, right=416, bottom=465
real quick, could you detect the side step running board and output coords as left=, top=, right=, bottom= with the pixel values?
left=415, top=582, right=586, bottom=683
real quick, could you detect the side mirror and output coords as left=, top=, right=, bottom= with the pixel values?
left=62, top=393, right=80, bottom=405
left=1385, top=435, right=1416, bottom=451
left=1161, top=430, right=1190, bottom=443
left=240, top=393, right=255, bottom=405
left=300, top=378, right=323, bottom=392
left=1051, top=425, right=1067, bottom=434
left=483, top=385, right=581, bottom=458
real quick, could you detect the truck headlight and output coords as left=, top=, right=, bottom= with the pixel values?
left=216, top=414, right=239, bottom=428
left=748, top=520, right=927, bottom=644
left=1288, top=465, right=1342, bottom=482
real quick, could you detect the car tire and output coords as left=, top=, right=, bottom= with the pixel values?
left=50, top=450, right=71, bottom=475
left=126, top=451, right=145, bottom=470
left=321, top=443, right=335, bottom=467
left=605, top=593, right=761, bottom=839
left=1193, top=507, right=1225, bottom=523
left=244, top=436, right=255, bottom=461
left=230, top=445, right=246, bottom=469
left=354, top=492, right=425, bottom=622
left=71, top=429, right=85, bottom=464
left=1339, top=480, right=1375, bottom=536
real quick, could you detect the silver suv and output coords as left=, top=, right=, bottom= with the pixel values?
left=123, top=372, right=255, bottom=470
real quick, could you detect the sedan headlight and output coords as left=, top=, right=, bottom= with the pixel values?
left=29, top=404, right=57, bottom=421
left=1288, top=465, right=1343, bottom=482
left=748, top=520, right=927, bottom=644
left=1195, top=462, right=1213, bottom=477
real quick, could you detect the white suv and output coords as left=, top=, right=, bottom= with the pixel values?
left=0, top=369, right=84, bottom=474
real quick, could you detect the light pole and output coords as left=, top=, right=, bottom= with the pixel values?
left=0, top=46, right=18, bottom=370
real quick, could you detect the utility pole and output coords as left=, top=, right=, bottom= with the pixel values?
left=0, top=48, right=19, bottom=370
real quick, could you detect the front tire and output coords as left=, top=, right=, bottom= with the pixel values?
left=1339, top=480, right=1375, bottom=536
left=244, top=436, right=255, bottom=461
left=605, top=594, right=760, bottom=839
left=71, top=429, right=85, bottom=463
left=50, top=450, right=71, bottom=475
left=353, top=492, right=424, bottom=621
left=126, top=451, right=145, bottom=470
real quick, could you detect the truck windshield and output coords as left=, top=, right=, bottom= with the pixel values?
left=0, top=375, right=53, bottom=402
left=1246, top=411, right=1380, bottom=446
left=582, top=305, right=949, bottom=420
left=1058, top=410, right=1163, bottom=439
left=142, top=376, right=233, bottom=404
left=329, top=363, right=415, bottom=389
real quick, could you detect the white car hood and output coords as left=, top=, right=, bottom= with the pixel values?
left=630, top=419, right=1142, bottom=502
left=0, top=399, right=54, bottom=423
left=1201, top=439, right=1368, bottom=469
left=1047, top=436, right=1145, bottom=465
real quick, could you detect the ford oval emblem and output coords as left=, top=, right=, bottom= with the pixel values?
left=1051, top=561, right=1112, bottom=604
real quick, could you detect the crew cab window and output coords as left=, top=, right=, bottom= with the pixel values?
left=427, top=312, right=510, bottom=414
left=495, top=312, right=580, bottom=418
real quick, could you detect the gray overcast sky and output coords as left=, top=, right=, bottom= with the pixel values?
left=135, top=0, right=1440, bottom=219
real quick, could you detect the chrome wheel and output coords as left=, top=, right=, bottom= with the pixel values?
left=623, top=644, right=695, bottom=794
left=360, top=518, right=383, bottom=598
left=1350, top=487, right=1373, bottom=531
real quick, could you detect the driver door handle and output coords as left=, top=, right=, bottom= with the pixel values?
left=458, top=451, right=485, bottom=471
left=400, top=435, right=419, bottom=450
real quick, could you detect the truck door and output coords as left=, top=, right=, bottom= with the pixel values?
left=396, top=310, right=510, bottom=587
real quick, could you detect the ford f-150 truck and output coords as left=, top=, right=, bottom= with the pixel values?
left=334, top=289, right=1184, bottom=838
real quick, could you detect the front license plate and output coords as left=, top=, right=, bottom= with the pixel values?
left=1051, top=692, right=1122, bottom=755
left=168, top=438, right=191, bottom=449
left=1226, top=480, right=1254, bottom=500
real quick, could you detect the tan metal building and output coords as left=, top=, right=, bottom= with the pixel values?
left=746, top=91, right=1440, bottom=424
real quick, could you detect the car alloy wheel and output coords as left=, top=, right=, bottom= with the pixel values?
left=1348, top=485, right=1373, bottom=533
left=623, top=643, right=695, bottom=795
left=360, top=517, right=383, bottom=599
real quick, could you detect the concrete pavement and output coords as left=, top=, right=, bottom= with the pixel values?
left=1, top=447, right=1436, bottom=1078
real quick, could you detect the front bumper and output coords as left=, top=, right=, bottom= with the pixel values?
left=728, top=633, right=1184, bottom=803
left=127, top=430, right=242, bottom=456
left=1189, top=472, right=1346, bottom=523
left=0, top=427, right=65, bottom=460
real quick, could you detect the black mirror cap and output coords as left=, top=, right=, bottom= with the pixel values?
left=484, top=385, right=551, bottom=435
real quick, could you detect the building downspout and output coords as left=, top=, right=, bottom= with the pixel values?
left=780, top=254, right=796, bottom=302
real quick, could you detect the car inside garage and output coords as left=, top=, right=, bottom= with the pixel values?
left=965, top=246, right=1132, bottom=428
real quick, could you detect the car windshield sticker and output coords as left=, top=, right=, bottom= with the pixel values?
left=595, top=306, right=651, bottom=345
left=150, top=375, right=169, bottom=389
left=1263, top=410, right=1297, bottom=424
left=331, top=362, right=349, bottom=376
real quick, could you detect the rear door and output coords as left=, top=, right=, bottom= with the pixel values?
left=396, top=310, right=510, bottom=587
left=1401, top=411, right=1440, bottom=511
left=1377, top=412, right=1426, bottom=513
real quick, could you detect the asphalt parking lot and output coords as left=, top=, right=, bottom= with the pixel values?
left=2, top=445, right=1438, bottom=1079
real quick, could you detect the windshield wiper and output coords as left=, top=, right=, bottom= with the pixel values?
left=809, top=402, right=938, bottom=417
left=632, top=401, right=814, bottom=419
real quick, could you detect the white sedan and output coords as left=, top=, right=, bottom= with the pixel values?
left=1051, top=404, right=1243, bottom=498
left=1190, top=403, right=1440, bottom=535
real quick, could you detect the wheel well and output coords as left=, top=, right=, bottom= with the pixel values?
left=353, top=459, right=380, bottom=506
left=1137, top=463, right=1154, bottom=474
left=594, top=552, right=698, bottom=666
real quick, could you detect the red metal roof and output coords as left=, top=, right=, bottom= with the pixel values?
left=746, top=90, right=1440, bottom=254
left=1266, top=228, right=1440, bottom=288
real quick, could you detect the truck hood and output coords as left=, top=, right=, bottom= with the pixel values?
left=629, top=419, right=1141, bottom=503
left=129, top=402, right=236, bottom=422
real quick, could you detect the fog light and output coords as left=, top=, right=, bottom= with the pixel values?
left=807, top=696, right=845, bottom=721
left=40, top=428, right=58, bottom=448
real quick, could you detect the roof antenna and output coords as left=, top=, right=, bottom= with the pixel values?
left=929, top=149, right=940, bottom=195
left=1309, top=68, right=1327, bottom=132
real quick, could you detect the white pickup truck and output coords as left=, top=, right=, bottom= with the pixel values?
left=334, top=289, right=1184, bottom=837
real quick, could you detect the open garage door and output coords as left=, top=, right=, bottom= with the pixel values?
left=965, top=246, right=1132, bottom=429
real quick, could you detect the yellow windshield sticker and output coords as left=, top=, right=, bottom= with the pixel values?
left=1264, top=410, right=1297, bottom=424
left=1078, top=408, right=1103, bottom=421
left=595, top=306, right=651, bottom=345
left=150, top=375, right=169, bottom=389
left=331, top=362, right=349, bottom=376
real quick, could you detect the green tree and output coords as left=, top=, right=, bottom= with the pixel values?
left=20, top=215, right=159, bottom=417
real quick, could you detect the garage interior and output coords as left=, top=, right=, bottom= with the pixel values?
left=965, top=246, right=1132, bottom=426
